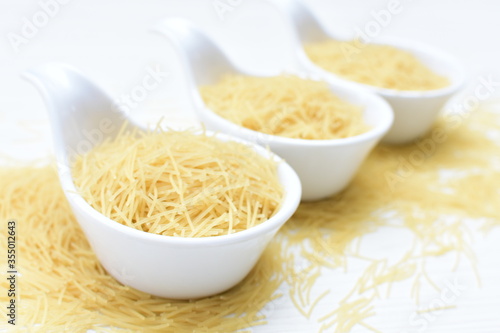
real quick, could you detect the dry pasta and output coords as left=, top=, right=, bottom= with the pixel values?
left=72, top=127, right=283, bottom=237
left=0, top=166, right=285, bottom=332
left=305, top=40, right=449, bottom=91
left=200, top=74, right=368, bottom=140
left=1, top=109, right=499, bottom=332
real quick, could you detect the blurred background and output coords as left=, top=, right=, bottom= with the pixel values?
left=1, top=0, right=500, bottom=160
left=1, top=0, right=499, bottom=331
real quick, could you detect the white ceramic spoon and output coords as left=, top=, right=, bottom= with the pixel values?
left=154, top=18, right=393, bottom=201
left=23, top=62, right=301, bottom=299
left=270, top=0, right=465, bottom=144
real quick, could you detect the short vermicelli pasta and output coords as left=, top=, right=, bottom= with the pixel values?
left=200, top=74, right=368, bottom=140
left=72, top=127, right=283, bottom=237
left=305, top=40, right=449, bottom=91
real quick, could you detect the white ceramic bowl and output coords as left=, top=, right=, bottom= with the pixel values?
left=195, top=81, right=393, bottom=201
left=23, top=63, right=302, bottom=299
left=272, top=0, right=465, bottom=144
left=155, top=18, right=394, bottom=201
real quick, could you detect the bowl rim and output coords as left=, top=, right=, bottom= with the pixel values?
left=193, top=79, right=394, bottom=148
left=61, top=130, right=302, bottom=248
left=299, top=35, right=466, bottom=99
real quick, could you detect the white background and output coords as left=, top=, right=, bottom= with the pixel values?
left=1, top=0, right=500, bottom=332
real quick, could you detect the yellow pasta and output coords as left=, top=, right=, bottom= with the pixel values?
left=305, top=40, right=449, bottom=91
left=72, top=127, right=283, bottom=237
left=200, top=74, right=368, bottom=140
left=0, top=166, right=285, bottom=331
left=0, top=109, right=498, bottom=332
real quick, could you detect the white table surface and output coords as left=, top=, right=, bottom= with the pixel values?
left=1, top=0, right=500, bottom=332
